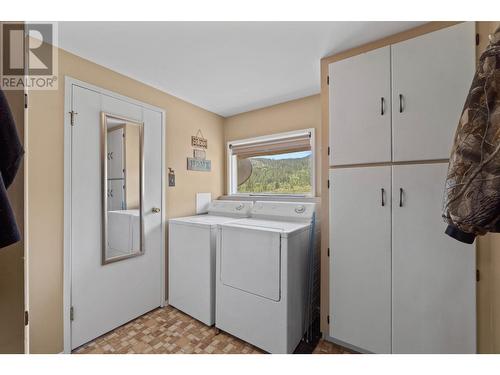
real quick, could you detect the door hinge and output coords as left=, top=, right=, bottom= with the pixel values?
left=70, top=306, right=75, bottom=321
left=476, top=33, right=480, bottom=46
left=476, top=269, right=480, bottom=282
left=327, top=146, right=330, bottom=156
left=24, top=311, right=29, bottom=326
left=327, top=179, right=330, bottom=189
left=327, top=315, right=330, bottom=324
left=327, top=247, right=330, bottom=257
left=327, top=76, right=330, bottom=85
left=24, top=93, right=28, bottom=109
left=69, top=111, right=78, bottom=126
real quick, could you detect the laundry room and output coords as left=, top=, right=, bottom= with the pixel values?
left=1, top=2, right=500, bottom=373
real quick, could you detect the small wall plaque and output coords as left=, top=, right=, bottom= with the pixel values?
left=193, top=149, right=206, bottom=159
left=191, top=136, right=207, bottom=149
left=191, top=129, right=208, bottom=149
left=187, top=157, right=211, bottom=172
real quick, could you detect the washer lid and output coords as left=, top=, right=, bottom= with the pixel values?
left=169, top=214, right=244, bottom=228
left=219, top=218, right=310, bottom=237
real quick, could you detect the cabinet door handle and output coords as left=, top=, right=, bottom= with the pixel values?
left=381, top=188, right=385, bottom=207
left=399, top=94, right=404, bottom=113
left=399, top=188, right=404, bottom=207
left=381, top=97, right=385, bottom=116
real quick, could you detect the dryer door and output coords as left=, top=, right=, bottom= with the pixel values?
left=220, top=226, right=281, bottom=302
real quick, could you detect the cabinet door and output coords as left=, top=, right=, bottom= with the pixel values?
left=329, top=167, right=391, bottom=353
left=107, top=127, right=124, bottom=179
left=391, top=22, right=475, bottom=161
left=329, top=46, right=391, bottom=166
left=392, top=164, right=476, bottom=353
left=107, top=179, right=125, bottom=211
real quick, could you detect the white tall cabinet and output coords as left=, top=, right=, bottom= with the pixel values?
left=391, top=23, right=475, bottom=162
left=328, top=22, right=476, bottom=353
left=107, top=128, right=126, bottom=211
left=391, top=164, right=475, bottom=353
left=329, top=167, right=392, bottom=353
left=329, top=46, right=392, bottom=165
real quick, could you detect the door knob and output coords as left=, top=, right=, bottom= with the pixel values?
left=152, top=207, right=161, bottom=213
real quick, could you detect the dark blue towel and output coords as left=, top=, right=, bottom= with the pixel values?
left=0, top=89, right=24, bottom=249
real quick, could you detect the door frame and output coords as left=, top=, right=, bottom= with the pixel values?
left=63, top=77, right=166, bottom=353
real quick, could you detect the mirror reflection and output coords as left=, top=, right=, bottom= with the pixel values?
left=102, top=113, right=144, bottom=264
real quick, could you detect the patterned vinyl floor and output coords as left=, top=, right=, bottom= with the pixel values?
left=74, top=305, right=352, bottom=354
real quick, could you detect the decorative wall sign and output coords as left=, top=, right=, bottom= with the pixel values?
left=193, top=149, right=206, bottom=159
left=191, top=129, right=208, bottom=149
left=187, top=157, right=211, bottom=172
left=189, top=129, right=211, bottom=172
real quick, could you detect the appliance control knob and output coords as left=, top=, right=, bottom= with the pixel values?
left=236, top=204, right=244, bottom=210
left=295, top=205, right=306, bottom=214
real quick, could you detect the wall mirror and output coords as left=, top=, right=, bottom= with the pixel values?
left=102, top=113, right=144, bottom=264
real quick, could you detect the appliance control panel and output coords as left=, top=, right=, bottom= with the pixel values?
left=251, top=201, right=316, bottom=221
left=208, top=200, right=254, bottom=217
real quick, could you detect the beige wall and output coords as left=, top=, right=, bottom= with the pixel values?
left=27, top=47, right=225, bottom=353
left=0, top=87, right=25, bottom=354
left=223, top=94, right=321, bottom=196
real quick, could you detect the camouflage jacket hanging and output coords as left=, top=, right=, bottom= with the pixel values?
left=443, top=26, right=500, bottom=244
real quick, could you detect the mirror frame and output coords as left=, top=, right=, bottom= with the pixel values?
left=101, top=112, right=145, bottom=265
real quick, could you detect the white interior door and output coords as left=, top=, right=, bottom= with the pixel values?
left=391, top=22, right=475, bottom=161
left=329, top=46, right=391, bottom=166
left=70, top=84, right=164, bottom=350
left=392, top=163, right=475, bottom=353
left=329, top=166, right=391, bottom=353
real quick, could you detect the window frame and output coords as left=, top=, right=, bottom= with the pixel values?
left=227, top=128, right=316, bottom=197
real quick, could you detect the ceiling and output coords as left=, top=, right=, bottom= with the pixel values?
left=58, top=22, right=425, bottom=117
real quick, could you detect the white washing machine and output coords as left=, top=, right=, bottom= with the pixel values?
left=216, top=201, right=316, bottom=353
left=168, top=200, right=253, bottom=326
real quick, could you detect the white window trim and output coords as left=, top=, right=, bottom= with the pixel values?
left=227, top=128, right=316, bottom=198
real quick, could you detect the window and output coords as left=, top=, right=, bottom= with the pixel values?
left=227, top=129, right=315, bottom=196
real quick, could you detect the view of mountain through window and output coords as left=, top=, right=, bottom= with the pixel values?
left=237, top=151, right=312, bottom=194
